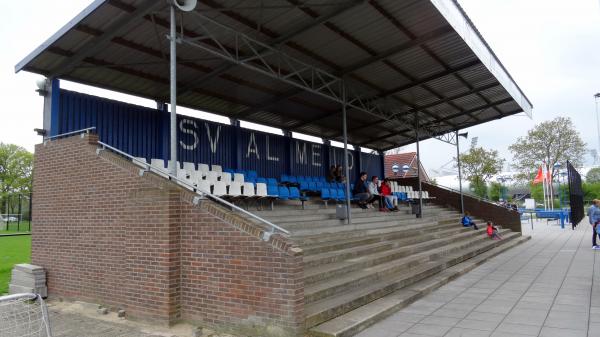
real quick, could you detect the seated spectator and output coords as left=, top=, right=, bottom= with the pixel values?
left=380, top=178, right=398, bottom=212
left=327, top=165, right=336, bottom=182
left=335, top=165, right=346, bottom=183
left=353, top=172, right=372, bottom=209
left=368, top=176, right=388, bottom=212
left=461, top=212, right=479, bottom=230
left=486, top=221, right=502, bottom=240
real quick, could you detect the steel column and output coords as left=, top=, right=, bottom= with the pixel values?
left=415, top=112, right=423, bottom=218
left=342, top=86, right=352, bottom=225
left=456, top=130, right=465, bottom=215
left=169, top=5, right=178, bottom=175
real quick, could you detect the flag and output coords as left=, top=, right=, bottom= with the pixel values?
left=533, top=166, right=543, bottom=184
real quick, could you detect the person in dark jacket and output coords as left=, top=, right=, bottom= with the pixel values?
left=353, top=172, right=372, bottom=209
left=327, top=165, right=337, bottom=182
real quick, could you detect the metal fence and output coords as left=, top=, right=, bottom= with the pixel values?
left=0, top=193, right=32, bottom=232
left=567, top=161, right=584, bottom=228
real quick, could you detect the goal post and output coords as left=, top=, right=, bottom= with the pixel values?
left=0, top=293, right=52, bottom=337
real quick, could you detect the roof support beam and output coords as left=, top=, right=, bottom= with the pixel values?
left=359, top=97, right=514, bottom=146
left=180, top=12, right=400, bottom=121
left=178, top=0, right=366, bottom=97
left=49, top=1, right=166, bottom=77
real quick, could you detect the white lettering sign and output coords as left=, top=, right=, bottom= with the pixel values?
left=205, top=124, right=221, bottom=154
left=247, top=132, right=260, bottom=159
left=311, top=144, right=321, bottom=167
left=179, top=119, right=199, bottom=150
left=266, top=135, right=279, bottom=162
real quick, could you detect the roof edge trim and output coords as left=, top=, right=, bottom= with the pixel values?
left=430, top=0, right=533, bottom=117
left=14, top=0, right=108, bottom=74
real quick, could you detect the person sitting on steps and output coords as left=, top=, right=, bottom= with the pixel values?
left=353, top=172, right=372, bottom=209
left=486, top=221, right=502, bottom=240
left=380, top=178, right=399, bottom=212
left=461, top=211, right=478, bottom=230
left=368, top=176, right=388, bottom=212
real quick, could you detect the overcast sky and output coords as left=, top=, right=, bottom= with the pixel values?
left=1, top=0, right=599, bottom=177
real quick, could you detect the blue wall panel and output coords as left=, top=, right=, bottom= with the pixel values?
left=57, top=89, right=381, bottom=181
left=329, top=147, right=358, bottom=183
left=361, top=152, right=384, bottom=181
left=290, top=139, right=328, bottom=178
left=239, top=129, right=288, bottom=178
left=177, top=116, right=235, bottom=169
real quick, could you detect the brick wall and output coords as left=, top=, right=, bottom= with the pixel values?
left=32, top=134, right=304, bottom=336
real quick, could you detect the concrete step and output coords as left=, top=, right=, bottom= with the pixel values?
left=291, top=214, right=462, bottom=238
left=300, top=221, right=466, bottom=256
left=304, top=231, right=521, bottom=328
left=252, top=204, right=444, bottom=217
left=303, top=227, right=488, bottom=285
left=272, top=210, right=457, bottom=230
left=259, top=207, right=451, bottom=224
left=308, top=235, right=531, bottom=337
left=304, top=229, right=513, bottom=303
left=294, top=216, right=463, bottom=247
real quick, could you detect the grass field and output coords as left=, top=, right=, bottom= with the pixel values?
left=0, top=220, right=31, bottom=233
left=0, top=235, right=31, bottom=295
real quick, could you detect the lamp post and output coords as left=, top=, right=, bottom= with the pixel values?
left=456, top=131, right=469, bottom=215
left=595, top=93, right=600, bottom=159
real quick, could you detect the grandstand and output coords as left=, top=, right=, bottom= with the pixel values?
left=16, top=0, right=532, bottom=336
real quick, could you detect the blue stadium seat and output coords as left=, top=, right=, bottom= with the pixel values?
left=308, top=181, right=317, bottom=192
left=323, top=182, right=331, bottom=189
left=246, top=170, right=257, bottom=179
left=336, top=188, right=346, bottom=201
left=245, top=177, right=256, bottom=184
left=299, top=181, right=309, bottom=191
left=321, top=188, right=331, bottom=207
left=224, top=168, right=235, bottom=175
left=278, top=186, right=290, bottom=200
left=315, top=181, right=323, bottom=190
left=288, top=176, right=298, bottom=184
left=281, top=174, right=289, bottom=183
left=329, top=188, right=339, bottom=201
left=267, top=184, right=279, bottom=196
left=297, top=176, right=306, bottom=183
left=256, top=177, right=267, bottom=184
left=289, top=187, right=309, bottom=209
left=319, top=176, right=327, bottom=182
left=267, top=178, right=278, bottom=186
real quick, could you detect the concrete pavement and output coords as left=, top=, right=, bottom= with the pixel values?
left=355, top=219, right=599, bottom=337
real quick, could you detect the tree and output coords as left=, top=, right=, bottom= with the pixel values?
left=586, top=167, right=600, bottom=183
left=456, top=146, right=505, bottom=198
left=0, top=143, right=33, bottom=214
left=509, top=117, right=586, bottom=183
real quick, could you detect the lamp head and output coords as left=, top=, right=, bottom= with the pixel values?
left=458, top=132, right=468, bottom=139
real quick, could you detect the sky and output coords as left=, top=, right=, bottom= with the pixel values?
left=0, top=0, right=599, bottom=177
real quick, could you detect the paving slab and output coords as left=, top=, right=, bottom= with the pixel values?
left=355, top=219, right=599, bottom=337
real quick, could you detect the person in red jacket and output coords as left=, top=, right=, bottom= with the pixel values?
left=487, top=221, right=502, bottom=240
left=380, top=178, right=398, bottom=212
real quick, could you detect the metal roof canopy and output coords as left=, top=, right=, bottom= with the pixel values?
left=16, top=0, right=532, bottom=152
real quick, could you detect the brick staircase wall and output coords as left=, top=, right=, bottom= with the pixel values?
left=31, top=134, right=304, bottom=337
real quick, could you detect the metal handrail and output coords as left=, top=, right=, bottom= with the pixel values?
left=425, top=181, right=490, bottom=203
left=43, top=127, right=96, bottom=141
left=95, top=141, right=290, bottom=240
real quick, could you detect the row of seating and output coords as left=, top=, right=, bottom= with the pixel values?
left=134, top=157, right=432, bottom=208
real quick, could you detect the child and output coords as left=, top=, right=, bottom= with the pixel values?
left=487, top=221, right=502, bottom=240
left=461, top=212, right=478, bottom=230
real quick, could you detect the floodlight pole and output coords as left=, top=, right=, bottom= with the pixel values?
left=342, top=86, right=352, bottom=225
left=595, top=93, right=600, bottom=161
left=415, top=112, right=423, bottom=218
left=169, top=4, right=178, bottom=175
left=456, top=130, right=465, bottom=215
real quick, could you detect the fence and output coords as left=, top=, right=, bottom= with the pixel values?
left=567, top=161, right=584, bottom=228
left=0, top=193, right=32, bottom=232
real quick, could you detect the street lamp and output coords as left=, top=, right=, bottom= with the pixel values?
left=456, top=131, right=469, bottom=215
left=595, top=93, right=600, bottom=159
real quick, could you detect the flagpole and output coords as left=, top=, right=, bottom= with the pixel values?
left=542, top=162, right=548, bottom=210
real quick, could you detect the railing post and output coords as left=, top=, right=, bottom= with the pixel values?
left=456, top=130, right=465, bottom=215
left=342, top=85, right=352, bottom=225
